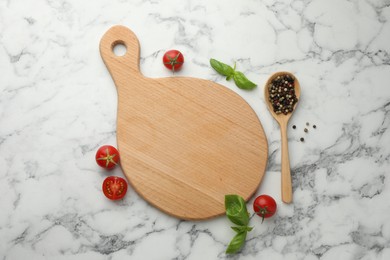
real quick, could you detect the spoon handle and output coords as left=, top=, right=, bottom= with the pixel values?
left=280, top=121, right=293, bottom=203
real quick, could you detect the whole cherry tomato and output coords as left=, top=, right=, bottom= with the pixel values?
left=95, top=145, right=120, bottom=170
left=163, top=50, right=184, bottom=72
left=102, top=176, right=128, bottom=200
left=253, top=195, right=277, bottom=223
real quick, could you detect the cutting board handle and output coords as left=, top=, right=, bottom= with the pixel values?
left=99, top=25, right=142, bottom=79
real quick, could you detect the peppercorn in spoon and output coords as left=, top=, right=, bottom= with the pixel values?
left=264, top=72, right=300, bottom=203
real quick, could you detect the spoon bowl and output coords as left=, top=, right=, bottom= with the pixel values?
left=264, top=71, right=300, bottom=203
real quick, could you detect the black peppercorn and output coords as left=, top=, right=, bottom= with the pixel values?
left=300, top=137, right=304, bottom=142
left=304, top=128, right=308, bottom=133
left=268, top=74, right=298, bottom=115
left=313, top=125, right=317, bottom=129
left=292, top=125, right=296, bottom=129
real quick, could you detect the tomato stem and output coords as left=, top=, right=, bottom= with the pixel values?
left=97, top=148, right=118, bottom=167
left=165, top=53, right=183, bottom=73
left=255, top=205, right=269, bottom=224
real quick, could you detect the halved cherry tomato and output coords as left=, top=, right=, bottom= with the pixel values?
left=102, top=176, right=128, bottom=200
left=163, top=50, right=184, bottom=72
left=95, top=145, right=120, bottom=170
left=253, top=195, right=277, bottom=223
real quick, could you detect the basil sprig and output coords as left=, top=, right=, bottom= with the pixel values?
left=225, top=194, right=253, bottom=254
left=210, top=59, right=257, bottom=90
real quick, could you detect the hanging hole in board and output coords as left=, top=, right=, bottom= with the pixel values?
left=112, top=40, right=127, bottom=57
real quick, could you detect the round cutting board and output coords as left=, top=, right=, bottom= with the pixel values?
left=99, top=26, right=268, bottom=220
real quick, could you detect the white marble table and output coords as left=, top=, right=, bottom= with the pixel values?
left=1, top=0, right=390, bottom=259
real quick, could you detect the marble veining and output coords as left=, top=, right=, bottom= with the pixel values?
left=1, top=0, right=390, bottom=259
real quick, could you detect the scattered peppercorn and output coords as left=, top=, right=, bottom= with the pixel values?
left=306, top=122, right=309, bottom=126
left=304, top=128, right=308, bottom=133
left=300, top=137, right=304, bottom=142
left=313, top=125, right=317, bottom=129
left=292, top=125, right=296, bottom=129
left=268, top=74, right=298, bottom=115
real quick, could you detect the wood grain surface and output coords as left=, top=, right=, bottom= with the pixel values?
left=99, top=25, right=268, bottom=220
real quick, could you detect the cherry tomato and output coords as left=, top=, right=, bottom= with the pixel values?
left=102, top=176, right=128, bottom=200
left=163, top=50, right=184, bottom=72
left=95, top=145, right=120, bottom=170
left=253, top=195, right=277, bottom=223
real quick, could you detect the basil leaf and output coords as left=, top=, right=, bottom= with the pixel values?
left=233, top=71, right=257, bottom=90
left=210, top=59, right=234, bottom=77
left=246, top=226, right=254, bottom=232
left=231, top=226, right=243, bottom=233
left=225, top=195, right=249, bottom=226
left=231, top=226, right=253, bottom=233
left=226, top=231, right=247, bottom=254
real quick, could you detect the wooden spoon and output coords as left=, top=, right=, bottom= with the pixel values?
left=264, top=72, right=300, bottom=204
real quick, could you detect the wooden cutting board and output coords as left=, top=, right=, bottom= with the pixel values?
left=99, top=25, right=268, bottom=220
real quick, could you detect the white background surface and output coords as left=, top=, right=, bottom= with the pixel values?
left=1, top=0, right=390, bottom=259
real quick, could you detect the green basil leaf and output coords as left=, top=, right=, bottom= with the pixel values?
left=225, top=195, right=249, bottom=226
left=246, top=226, right=254, bottom=232
left=233, top=71, right=257, bottom=90
left=231, top=226, right=253, bottom=233
left=231, top=226, right=243, bottom=233
left=210, top=59, right=234, bottom=77
left=226, top=231, right=247, bottom=254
